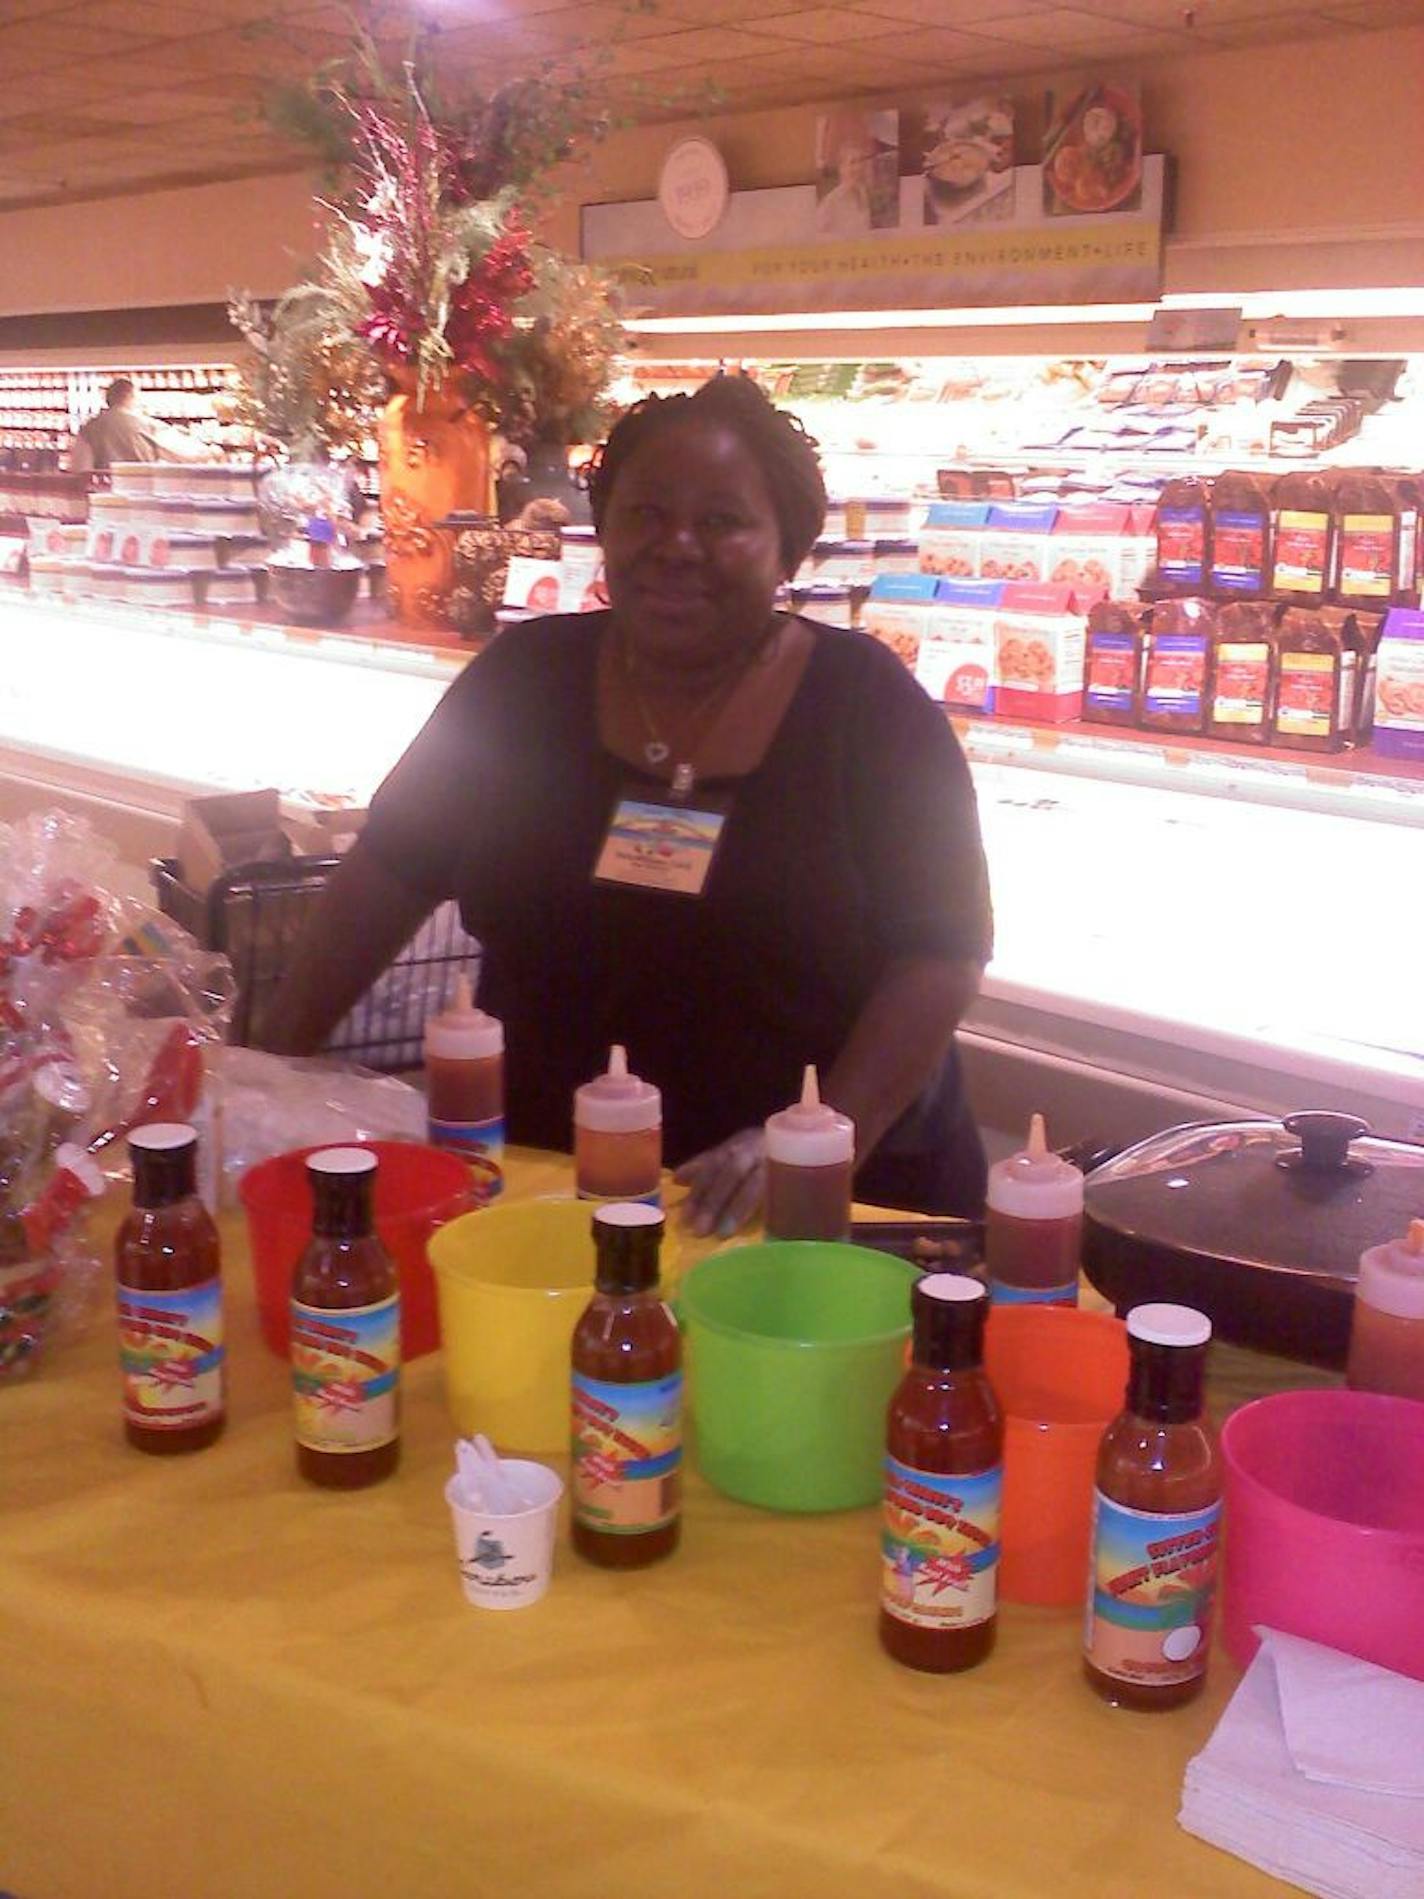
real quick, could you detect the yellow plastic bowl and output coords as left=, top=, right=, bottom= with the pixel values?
left=428, top=1198, right=599, bottom=1455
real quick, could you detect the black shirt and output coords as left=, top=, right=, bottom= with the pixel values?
left=358, top=612, right=994, bottom=1214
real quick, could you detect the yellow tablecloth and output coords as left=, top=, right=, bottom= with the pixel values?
left=1, top=1152, right=1333, bottom=1899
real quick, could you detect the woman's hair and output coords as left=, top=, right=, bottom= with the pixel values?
left=588, top=374, right=827, bottom=573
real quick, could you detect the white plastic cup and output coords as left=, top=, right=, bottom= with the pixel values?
left=444, top=1461, right=563, bottom=1611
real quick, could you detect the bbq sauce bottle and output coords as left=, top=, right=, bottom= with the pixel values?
left=571, top=1204, right=682, bottom=1569
left=115, top=1123, right=225, bottom=1455
left=881, top=1274, right=1003, bottom=1674
left=1084, top=1304, right=1221, bottom=1711
left=291, top=1147, right=400, bottom=1490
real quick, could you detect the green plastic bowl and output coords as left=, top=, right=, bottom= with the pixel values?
left=678, top=1241, right=918, bottom=1513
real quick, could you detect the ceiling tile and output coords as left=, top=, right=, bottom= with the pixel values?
left=846, top=0, right=1058, bottom=18
left=752, top=5, right=925, bottom=40
left=1313, top=0, right=1424, bottom=16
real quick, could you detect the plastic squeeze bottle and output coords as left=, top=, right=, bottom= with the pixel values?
left=574, top=1045, right=662, bottom=1206
left=984, top=1114, right=1083, bottom=1306
left=1084, top=1304, right=1221, bottom=1712
left=571, top=1204, right=682, bottom=1570
left=881, top=1274, right=1003, bottom=1674
left=115, top=1123, right=225, bottom=1455
left=291, top=1147, right=400, bottom=1491
left=424, top=976, right=504, bottom=1203
left=1346, top=1219, right=1424, bottom=1403
left=764, top=1065, right=854, bottom=1242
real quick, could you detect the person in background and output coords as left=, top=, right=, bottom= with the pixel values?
left=68, top=377, right=214, bottom=472
left=261, top=376, right=993, bottom=1232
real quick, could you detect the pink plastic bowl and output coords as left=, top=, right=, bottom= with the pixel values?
left=1221, top=1388, right=1424, bottom=1682
left=239, top=1140, right=477, bottom=1361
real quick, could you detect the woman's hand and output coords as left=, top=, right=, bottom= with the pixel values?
left=673, top=1128, right=766, bottom=1239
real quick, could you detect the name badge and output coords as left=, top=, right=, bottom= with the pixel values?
left=593, top=786, right=729, bottom=898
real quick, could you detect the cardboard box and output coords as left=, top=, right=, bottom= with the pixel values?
left=1373, top=607, right=1424, bottom=760
left=992, top=582, right=1086, bottom=723
left=176, top=789, right=293, bottom=897
left=979, top=501, right=1059, bottom=583
left=918, top=501, right=989, bottom=579
left=863, top=573, right=937, bottom=665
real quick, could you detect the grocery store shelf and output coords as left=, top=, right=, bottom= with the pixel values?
left=951, top=709, right=1424, bottom=828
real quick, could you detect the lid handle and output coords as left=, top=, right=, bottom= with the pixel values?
left=1280, top=1110, right=1371, bottom=1174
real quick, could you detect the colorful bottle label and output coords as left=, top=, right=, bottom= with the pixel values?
left=1143, top=633, right=1208, bottom=719
left=1275, top=650, right=1338, bottom=737
left=571, top=1370, right=682, bottom=1534
left=1156, top=507, right=1206, bottom=584
left=989, top=1276, right=1078, bottom=1307
left=1210, top=640, right=1271, bottom=725
left=1337, top=515, right=1395, bottom=597
left=117, top=1277, right=225, bottom=1432
left=1084, top=632, right=1138, bottom=713
left=1084, top=1492, right=1221, bottom=1688
left=1272, top=511, right=1330, bottom=594
left=428, top=1114, right=504, bottom=1203
left=291, top=1295, right=400, bottom=1454
left=1209, top=511, right=1267, bottom=592
left=882, top=1456, right=1002, bottom=1631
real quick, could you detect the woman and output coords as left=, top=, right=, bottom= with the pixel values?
left=263, top=376, right=993, bottom=1232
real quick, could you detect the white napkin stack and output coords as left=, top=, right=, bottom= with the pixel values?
left=1180, top=1629, right=1424, bottom=1899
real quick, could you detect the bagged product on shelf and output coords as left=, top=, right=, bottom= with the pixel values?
left=1271, top=608, right=1354, bottom=754
left=1140, top=596, right=1214, bottom=735
left=1207, top=471, right=1272, bottom=600
left=1372, top=607, right=1424, bottom=761
left=1270, top=469, right=1335, bottom=605
left=1331, top=470, right=1406, bottom=611
left=1153, top=476, right=1210, bottom=594
left=992, top=583, right=1086, bottom=724
left=1083, top=601, right=1146, bottom=727
left=1206, top=601, right=1276, bottom=744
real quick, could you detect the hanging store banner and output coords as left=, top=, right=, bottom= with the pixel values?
left=581, top=156, right=1166, bottom=318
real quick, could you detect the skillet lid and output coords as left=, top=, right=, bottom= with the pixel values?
left=1084, top=1112, right=1424, bottom=1279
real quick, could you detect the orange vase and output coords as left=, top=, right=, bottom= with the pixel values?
left=378, top=380, right=492, bottom=632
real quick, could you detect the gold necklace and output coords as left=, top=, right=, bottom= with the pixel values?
left=618, top=620, right=780, bottom=798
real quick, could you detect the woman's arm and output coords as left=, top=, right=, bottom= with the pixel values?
left=256, top=848, right=436, bottom=1056
left=675, top=954, right=981, bottom=1236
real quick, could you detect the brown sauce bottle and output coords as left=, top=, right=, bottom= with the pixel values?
left=1270, top=470, right=1335, bottom=605
left=1206, top=600, right=1275, bottom=744
left=881, top=1274, right=1003, bottom=1674
left=571, top=1204, right=682, bottom=1569
left=1331, top=470, right=1402, bottom=611
left=1084, top=1304, right=1221, bottom=1712
left=115, top=1123, right=225, bottom=1455
left=291, top=1147, right=400, bottom=1490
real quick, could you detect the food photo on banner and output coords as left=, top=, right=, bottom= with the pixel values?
left=1042, top=80, right=1144, bottom=218
left=915, top=97, right=1016, bottom=228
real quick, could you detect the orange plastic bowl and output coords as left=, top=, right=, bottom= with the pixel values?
left=239, top=1140, right=477, bottom=1360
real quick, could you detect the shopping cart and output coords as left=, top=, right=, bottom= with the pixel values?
left=152, top=857, right=480, bottom=1073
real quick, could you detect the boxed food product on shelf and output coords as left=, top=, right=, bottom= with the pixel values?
left=991, top=581, right=1086, bottom=723
left=1373, top=607, right=1424, bottom=761
left=800, top=582, right=855, bottom=627
left=980, top=500, right=1059, bottom=582
left=915, top=578, right=1002, bottom=713
left=862, top=572, right=937, bottom=665
left=918, top=500, right=989, bottom=578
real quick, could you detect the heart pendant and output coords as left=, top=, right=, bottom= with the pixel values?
left=644, top=740, right=670, bottom=765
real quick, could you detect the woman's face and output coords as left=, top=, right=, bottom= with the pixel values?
left=600, top=418, right=787, bottom=671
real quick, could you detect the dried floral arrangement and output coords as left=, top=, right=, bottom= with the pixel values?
left=229, top=16, right=627, bottom=458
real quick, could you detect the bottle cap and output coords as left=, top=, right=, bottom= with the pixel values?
left=1127, top=1302, right=1212, bottom=1349
left=917, top=1272, right=987, bottom=1305
left=986, top=1114, right=1084, bottom=1221
left=910, top=1271, right=989, bottom=1370
left=764, top=1066, right=855, bottom=1168
left=424, top=976, right=504, bottom=1061
left=128, top=1122, right=198, bottom=1206
left=574, top=1045, right=661, bottom=1135
left=1356, top=1220, right=1424, bottom=1323
left=129, top=1121, right=197, bottom=1154
left=306, top=1146, right=379, bottom=1178
left=592, top=1201, right=664, bottom=1293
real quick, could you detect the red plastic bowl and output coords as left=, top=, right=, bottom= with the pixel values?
left=1221, top=1388, right=1424, bottom=1682
left=239, top=1140, right=477, bottom=1360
